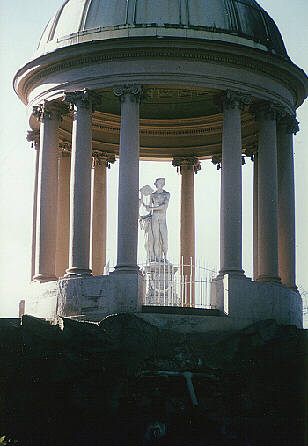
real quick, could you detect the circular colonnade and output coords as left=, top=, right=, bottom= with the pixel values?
left=14, top=0, right=308, bottom=322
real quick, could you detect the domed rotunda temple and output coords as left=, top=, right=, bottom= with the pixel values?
left=14, top=0, right=308, bottom=328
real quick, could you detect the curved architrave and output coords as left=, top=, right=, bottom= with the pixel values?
left=15, top=39, right=307, bottom=110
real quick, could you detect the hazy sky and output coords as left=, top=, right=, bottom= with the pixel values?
left=0, top=0, right=307, bottom=317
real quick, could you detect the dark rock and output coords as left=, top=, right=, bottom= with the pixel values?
left=0, top=315, right=306, bottom=446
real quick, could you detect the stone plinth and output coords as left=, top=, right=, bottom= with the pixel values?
left=210, top=274, right=302, bottom=328
left=24, top=273, right=144, bottom=320
left=143, top=262, right=179, bottom=306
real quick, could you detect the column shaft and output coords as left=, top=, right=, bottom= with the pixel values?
left=253, top=153, right=259, bottom=280
left=257, top=106, right=280, bottom=282
left=55, top=152, right=71, bottom=278
left=219, top=91, right=249, bottom=276
left=65, top=91, right=96, bottom=275
left=277, top=117, right=298, bottom=289
left=114, top=86, right=141, bottom=272
left=27, top=130, right=40, bottom=281
left=181, top=165, right=195, bottom=305
left=92, top=161, right=107, bottom=275
left=173, top=157, right=200, bottom=307
left=32, top=105, right=61, bottom=281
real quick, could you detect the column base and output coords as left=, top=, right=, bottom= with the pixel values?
left=64, top=267, right=92, bottom=277
left=256, top=275, right=281, bottom=283
left=113, top=264, right=141, bottom=275
left=32, top=274, right=58, bottom=282
left=217, top=268, right=245, bottom=279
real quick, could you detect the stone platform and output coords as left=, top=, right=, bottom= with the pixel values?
left=22, top=273, right=303, bottom=331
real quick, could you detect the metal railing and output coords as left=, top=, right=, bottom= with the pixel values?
left=104, top=258, right=217, bottom=309
left=140, top=258, right=217, bottom=308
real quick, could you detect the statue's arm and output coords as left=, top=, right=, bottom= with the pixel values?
left=150, top=192, right=170, bottom=211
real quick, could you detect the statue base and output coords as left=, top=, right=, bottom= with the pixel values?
left=142, top=261, right=181, bottom=306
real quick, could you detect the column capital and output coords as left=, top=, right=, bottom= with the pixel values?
left=217, top=89, right=251, bottom=111
left=277, top=113, right=299, bottom=135
left=58, top=141, right=72, bottom=158
left=244, top=144, right=258, bottom=161
left=172, top=156, right=201, bottom=174
left=26, top=129, right=40, bottom=149
left=113, top=85, right=143, bottom=104
left=250, top=101, right=280, bottom=121
left=92, top=150, right=116, bottom=168
left=32, top=101, right=69, bottom=122
left=211, top=155, right=222, bottom=170
left=64, top=89, right=101, bottom=111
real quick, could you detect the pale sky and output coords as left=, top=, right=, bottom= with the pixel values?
left=0, top=0, right=307, bottom=317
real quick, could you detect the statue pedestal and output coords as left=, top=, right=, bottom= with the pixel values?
left=143, top=261, right=180, bottom=306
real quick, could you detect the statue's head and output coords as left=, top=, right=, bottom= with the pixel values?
left=154, top=178, right=165, bottom=188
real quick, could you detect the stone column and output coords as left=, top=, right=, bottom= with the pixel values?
left=113, top=85, right=142, bottom=273
left=91, top=151, right=115, bottom=276
left=32, top=102, right=66, bottom=282
left=253, top=152, right=259, bottom=281
left=252, top=102, right=281, bottom=282
left=277, top=114, right=299, bottom=289
left=64, top=90, right=100, bottom=276
left=27, top=130, right=40, bottom=281
left=173, top=157, right=201, bottom=307
left=55, top=145, right=71, bottom=278
left=219, top=90, right=251, bottom=276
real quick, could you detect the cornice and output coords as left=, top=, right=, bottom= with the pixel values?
left=19, top=46, right=301, bottom=103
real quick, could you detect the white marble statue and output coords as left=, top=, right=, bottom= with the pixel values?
left=139, top=178, right=170, bottom=262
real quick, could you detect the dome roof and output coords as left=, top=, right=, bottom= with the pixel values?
left=37, top=0, right=288, bottom=58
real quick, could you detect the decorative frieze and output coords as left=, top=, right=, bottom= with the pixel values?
left=64, top=89, right=101, bottom=111
left=21, top=47, right=297, bottom=100
left=113, top=85, right=143, bottom=104
left=172, top=156, right=201, bottom=174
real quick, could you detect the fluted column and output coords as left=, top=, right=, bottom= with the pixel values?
left=91, top=151, right=115, bottom=276
left=55, top=145, right=71, bottom=278
left=64, top=90, right=100, bottom=276
left=219, top=90, right=251, bottom=276
left=32, top=102, right=66, bottom=281
left=277, top=114, right=299, bottom=289
left=113, top=85, right=142, bottom=273
left=252, top=102, right=281, bottom=282
left=27, top=130, right=40, bottom=281
left=173, top=157, right=201, bottom=306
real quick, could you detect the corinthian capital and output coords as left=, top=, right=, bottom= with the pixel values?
left=32, top=101, right=69, bottom=122
left=249, top=101, right=280, bottom=121
left=26, top=129, right=40, bottom=148
left=113, top=85, right=143, bottom=103
left=92, top=150, right=116, bottom=168
left=64, top=89, right=101, bottom=111
left=277, top=113, right=299, bottom=135
left=172, top=156, right=201, bottom=174
left=218, top=90, right=251, bottom=111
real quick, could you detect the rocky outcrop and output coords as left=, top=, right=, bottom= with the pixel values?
left=0, top=315, right=306, bottom=445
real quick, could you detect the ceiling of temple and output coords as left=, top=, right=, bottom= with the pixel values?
left=37, top=0, right=288, bottom=58
left=59, top=86, right=258, bottom=160
left=96, top=86, right=220, bottom=120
